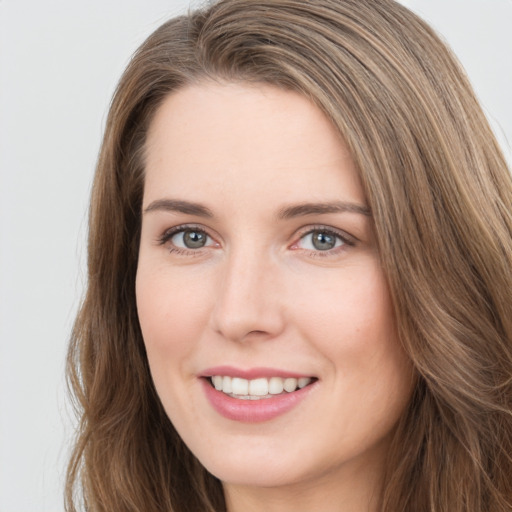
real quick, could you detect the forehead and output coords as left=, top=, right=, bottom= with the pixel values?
left=143, top=82, right=365, bottom=209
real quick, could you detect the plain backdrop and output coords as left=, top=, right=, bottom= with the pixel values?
left=0, top=1, right=511, bottom=511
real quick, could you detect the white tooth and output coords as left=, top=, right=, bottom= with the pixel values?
left=231, top=377, right=249, bottom=395
left=268, top=377, right=284, bottom=394
left=222, top=376, right=232, bottom=394
left=212, top=375, right=223, bottom=390
left=298, top=377, right=312, bottom=389
left=249, top=378, right=268, bottom=396
left=284, top=378, right=298, bottom=392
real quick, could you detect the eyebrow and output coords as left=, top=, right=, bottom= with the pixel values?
left=143, top=198, right=371, bottom=218
left=143, top=199, right=213, bottom=217
left=277, top=201, right=371, bottom=219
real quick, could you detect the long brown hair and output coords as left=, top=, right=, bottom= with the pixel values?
left=66, top=0, right=512, bottom=510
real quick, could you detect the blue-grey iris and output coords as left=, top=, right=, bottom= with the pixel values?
left=312, top=231, right=336, bottom=250
left=183, top=230, right=207, bottom=248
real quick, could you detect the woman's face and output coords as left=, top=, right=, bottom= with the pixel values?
left=136, top=83, right=413, bottom=502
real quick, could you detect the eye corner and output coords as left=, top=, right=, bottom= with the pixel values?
left=289, top=225, right=357, bottom=257
left=156, top=224, right=220, bottom=254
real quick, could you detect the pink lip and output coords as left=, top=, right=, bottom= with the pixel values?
left=200, top=365, right=312, bottom=380
left=200, top=377, right=317, bottom=423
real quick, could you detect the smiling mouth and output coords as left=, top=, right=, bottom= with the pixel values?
left=209, top=375, right=316, bottom=400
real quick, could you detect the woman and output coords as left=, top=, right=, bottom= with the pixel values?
left=66, top=0, right=512, bottom=510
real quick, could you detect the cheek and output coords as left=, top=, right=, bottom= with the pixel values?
left=294, top=261, right=396, bottom=351
left=135, top=264, right=212, bottom=363
left=293, top=260, right=411, bottom=398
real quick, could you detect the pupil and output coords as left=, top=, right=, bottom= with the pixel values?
left=312, top=231, right=335, bottom=250
left=184, top=230, right=206, bottom=248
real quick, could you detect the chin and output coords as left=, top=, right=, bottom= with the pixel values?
left=205, top=458, right=306, bottom=489
left=190, top=438, right=308, bottom=488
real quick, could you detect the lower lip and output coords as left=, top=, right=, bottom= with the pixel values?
left=201, top=379, right=316, bottom=423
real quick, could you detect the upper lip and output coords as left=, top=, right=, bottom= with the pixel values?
left=200, top=365, right=315, bottom=380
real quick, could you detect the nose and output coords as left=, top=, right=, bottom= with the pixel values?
left=211, top=247, right=285, bottom=343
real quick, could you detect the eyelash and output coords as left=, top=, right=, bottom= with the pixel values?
left=157, top=224, right=214, bottom=256
left=157, top=224, right=356, bottom=257
left=292, top=226, right=355, bottom=258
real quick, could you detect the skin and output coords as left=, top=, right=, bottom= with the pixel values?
left=136, top=82, right=414, bottom=512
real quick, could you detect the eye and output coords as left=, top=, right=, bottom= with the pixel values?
left=173, top=229, right=210, bottom=249
left=293, top=227, right=354, bottom=254
left=158, top=226, right=217, bottom=252
left=303, top=230, right=341, bottom=251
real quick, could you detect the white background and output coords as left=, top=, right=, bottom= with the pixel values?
left=0, top=1, right=510, bottom=511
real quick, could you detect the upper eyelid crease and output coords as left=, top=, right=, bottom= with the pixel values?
left=297, top=227, right=356, bottom=247
left=157, top=225, right=209, bottom=243
left=157, top=224, right=355, bottom=246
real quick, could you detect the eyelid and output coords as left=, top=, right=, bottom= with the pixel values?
left=157, top=224, right=218, bottom=250
left=290, top=225, right=357, bottom=252
left=155, top=223, right=356, bottom=256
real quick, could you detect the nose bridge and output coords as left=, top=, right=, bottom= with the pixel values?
left=212, top=242, right=283, bottom=342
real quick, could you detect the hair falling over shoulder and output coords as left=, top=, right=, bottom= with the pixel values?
left=65, top=0, right=512, bottom=510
